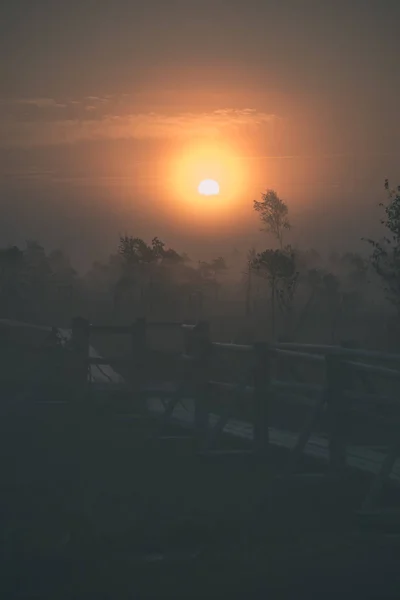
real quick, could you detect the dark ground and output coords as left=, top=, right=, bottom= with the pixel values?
left=2, top=322, right=400, bottom=598
left=1, top=389, right=400, bottom=600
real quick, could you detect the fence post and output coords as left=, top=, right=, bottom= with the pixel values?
left=325, top=353, right=348, bottom=473
left=253, top=342, right=271, bottom=457
left=70, top=316, right=90, bottom=398
left=40, top=326, right=64, bottom=400
left=192, top=321, right=211, bottom=442
left=131, top=317, right=147, bottom=389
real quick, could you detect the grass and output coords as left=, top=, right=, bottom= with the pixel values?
left=1, top=386, right=400, bottom=599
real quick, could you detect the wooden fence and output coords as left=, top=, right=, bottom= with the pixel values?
left=67, top=316, right=400, bottom=513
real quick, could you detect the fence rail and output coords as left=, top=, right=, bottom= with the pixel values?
left=28, top=315, right=400, bottom=514
left=276, top=341, right=400, bottom=363
left=90, top=321, right=187, bottom=334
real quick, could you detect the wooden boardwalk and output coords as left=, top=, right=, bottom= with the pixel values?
left=2, top=318, right=400, bottom=486
left=145, top=395, right=400, bottom=483
left=81, top=339, right=400, bottom=484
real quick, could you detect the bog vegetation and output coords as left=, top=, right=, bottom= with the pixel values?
left=1, top=181, right=399, bottom=350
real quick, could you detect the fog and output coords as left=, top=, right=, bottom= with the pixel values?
left=1, top=178, right=397, bottom=355
left=4, top=3, right=400, bottom=595
left=2, top=1, right=400, bottom=270
left=2, top=1, right=400, bottom=422
left=0, top=155, right=392, bottom=272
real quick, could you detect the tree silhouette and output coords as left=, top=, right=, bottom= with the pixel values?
left=0, top=246, right=25, bottom=317
left=197, top=257, right=227, bottom=301
left=363, top=179, right=400, bottom=315
left=253, top=189, right=291, bottom=249
left=116, top=235, right=187, bottom=317
left=252, top=248, right=297, bottom=339
left=244, top=248, right=256, bottom=317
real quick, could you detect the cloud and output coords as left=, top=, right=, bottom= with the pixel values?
left=0, top=106, right=280, bottom=147
left=15, top=97, right=67, bottom=109
left=0, top=168, right=56, bottom=182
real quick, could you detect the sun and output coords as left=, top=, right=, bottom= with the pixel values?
left=165, top=140, right=247, bottom=226
left=198, top=179, right=220, bottom=196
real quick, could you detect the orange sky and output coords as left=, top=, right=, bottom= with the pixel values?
left=1, top=1, right=400, bottom=266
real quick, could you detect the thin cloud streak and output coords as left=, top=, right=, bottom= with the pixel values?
left=0, top=106, right=280, bottom=147
left=14, top=98, right=67, bottom=109
left=238, top=152, right=400, bottom=160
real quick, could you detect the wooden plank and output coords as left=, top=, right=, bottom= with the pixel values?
left=276, top=342, right=400, bottom=363
left=345, top=360, right=400, bottom=380
left=345, top=389, right=400, bottom=407
left=198, top=449, right=253, bottom=456
left=212, top=342, right=252, bottom=353
left=90, top=325, right=132, bottom=334
left=208, top=379, right=321, bottom=398
left=88, top=356, right=133, bottom=366
left=147, top=321, right=183, bottom=329
left=0, top=319, right=52, bottom=332
left=274, top=348, right=325, bottom=363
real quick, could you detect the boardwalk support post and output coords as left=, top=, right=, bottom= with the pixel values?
left=131, top=317, right=147, bottom=409
left=253, top=342, right=271, bottom=458
left=285, top=392, right=326, bottom=476
left=132, top=318, right=147, bottom=375
left=192, top=321, right=211, bottom=444
left=325, top=353, right=348, bottom=473
left=70, top=316, right=90, bottom=399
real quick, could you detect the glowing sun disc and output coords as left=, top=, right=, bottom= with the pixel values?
left=198, top=179, right=220, bottom=196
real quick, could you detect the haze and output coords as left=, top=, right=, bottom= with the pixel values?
left=4, top=6, right=400, bottom=593
left=1, top=0, right=400, bottom=268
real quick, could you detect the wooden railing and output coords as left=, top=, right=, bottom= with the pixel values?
left=67, top=316, right=400, bottom=513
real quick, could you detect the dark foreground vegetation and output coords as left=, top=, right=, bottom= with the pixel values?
left=2, top=381, right=400, bottom=599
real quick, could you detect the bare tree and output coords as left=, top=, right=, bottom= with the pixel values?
left=253, top=189, right=291, bottom=249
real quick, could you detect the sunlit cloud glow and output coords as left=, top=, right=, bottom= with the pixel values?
left=0, top=95, right=280, bottom=147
